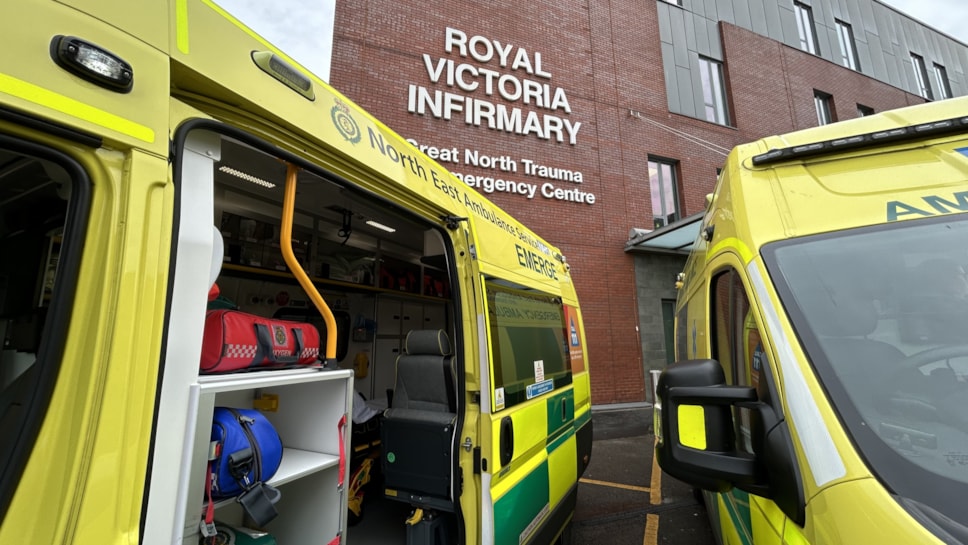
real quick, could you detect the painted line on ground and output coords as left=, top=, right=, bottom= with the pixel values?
left=578, top=477, right=651, bottom=494
left=644, top=436, right=662, bottom=545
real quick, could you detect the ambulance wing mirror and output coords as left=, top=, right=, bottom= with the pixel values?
left=653, top=359, right=769, bottom=494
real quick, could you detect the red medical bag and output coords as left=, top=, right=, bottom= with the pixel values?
left=200, top=309, right=321, bottom=373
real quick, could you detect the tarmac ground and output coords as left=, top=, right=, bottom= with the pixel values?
left=573, top=406, right=718, bottom=545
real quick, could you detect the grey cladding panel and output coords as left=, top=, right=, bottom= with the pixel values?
left=716, top=0, right=735, bottom=24
left=763, top=0, right=784, bottom=41
left=748, top=0, right=770, bottom=36
left=858, top=0, right=878, bottom=35
left=704, top=0, right=719, bottom=19
left=684, top=10, right=699, bottom=51
left=669, top=8, right=692, bottom=67
left=662, top=42, right=681, bottom=113
left=861, top=35, right=887, bottom=78
left=708, top=18, right=723, bottom=58
left=694, top=14, right=712, bottom=57
left=778, top=5, right=801, bottom=48
left=658, top=2, right=674, bottom=44
left=732, top=0, right=753, bottom=30
left=675, top=65, right=698, bottom=118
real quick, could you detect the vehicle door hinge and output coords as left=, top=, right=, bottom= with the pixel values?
left=462, top=437, right=473, bottom=452
left=441, top=215, right=468, bottom=230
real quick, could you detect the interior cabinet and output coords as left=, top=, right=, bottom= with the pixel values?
left=178, top=367, right=353, bottom=544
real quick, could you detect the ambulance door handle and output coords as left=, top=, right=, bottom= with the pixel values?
left=499, top=416, right=514, bottom=466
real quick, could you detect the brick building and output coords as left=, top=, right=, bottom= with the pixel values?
left=329, top=0, right=968, bottom=405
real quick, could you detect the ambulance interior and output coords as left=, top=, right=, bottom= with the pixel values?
left=763, top=214, right=968, bottom=531
left=206, top=133, right=460, bottom=542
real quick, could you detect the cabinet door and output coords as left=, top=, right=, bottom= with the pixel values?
left=421, top=303, right=447, bottom=330
left=372, top=338, right=402, bottom=403
left=401, top=302, right=423, bottom=334
left=376, top=298, right=402, bottom=335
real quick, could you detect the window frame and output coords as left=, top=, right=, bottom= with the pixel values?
left=856, top=104, right=875, bottom=117
left=933, top=63, right=952, bottom=100
left=648, top=157, right=681, bottom=229
left=0, top=132, right=91, bottom=519
left=835, top=19, right=860, bottom=71
left=794, top=1, right=820, bottom=55
left=698, top=55, right=731, bottom=126
left=911, top=53, right=934, bottom=100
left=814, top=90, right=834, bottom=125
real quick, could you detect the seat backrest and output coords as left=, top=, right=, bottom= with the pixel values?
left=390, top=329, right=454, bottom=413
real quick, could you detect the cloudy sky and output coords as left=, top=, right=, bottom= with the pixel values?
left=214, top=0, right=968, bottom=84
left=214, top=0, right=337, bottom=81
left=878, top=0, right=968, bottom=43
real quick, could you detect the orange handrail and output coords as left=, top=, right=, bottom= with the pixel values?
left=279, top=162, right=337, bottom=364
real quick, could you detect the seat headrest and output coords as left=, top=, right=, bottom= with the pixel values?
left=404, top=329, right=452, bottom=357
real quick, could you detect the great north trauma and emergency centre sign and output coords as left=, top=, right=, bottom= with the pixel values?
left=406, top=27, right=596, bottom=205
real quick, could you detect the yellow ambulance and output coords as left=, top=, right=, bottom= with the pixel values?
left=0, top=1, right=591, bottom=544
left=655, top=96, right=968, bottom=544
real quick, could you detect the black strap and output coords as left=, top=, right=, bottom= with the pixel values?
left=443, top=357, right=456, bottom=413
left=253, top=323, right=304, bottom=366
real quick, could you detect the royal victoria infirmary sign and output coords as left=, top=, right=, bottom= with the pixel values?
left=406, top=27, right=596, bottom=205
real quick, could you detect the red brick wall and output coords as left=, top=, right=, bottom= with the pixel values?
left=330, top=2, right=924, bottom=405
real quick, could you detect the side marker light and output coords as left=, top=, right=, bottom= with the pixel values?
left=50, top=35, right=133, bottom=93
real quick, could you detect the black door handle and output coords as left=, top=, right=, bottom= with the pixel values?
left=500, top=416, right=514, bottom=466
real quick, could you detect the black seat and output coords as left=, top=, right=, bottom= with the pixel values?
left=380, top=329, right=456, bottom=511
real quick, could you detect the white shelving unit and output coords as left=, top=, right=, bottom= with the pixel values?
left=177, top=367, right=353, bottom=544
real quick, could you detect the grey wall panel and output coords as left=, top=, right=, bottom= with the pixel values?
left=670, top=8, right=693, bottom=67
left=858, top=0, right=878, bottom=35
left=716, top=0, right=736, bottom=24
left=676, top=65, right=698, bottom=118
left=662, top=42, right=682, bottom=113
left=694, top=14, right=712, bottom=57
left=658, top=2, right=675, bottom=44
left=864, top=30, right=888, bottom=80
left=684, top=11, right=700, bottom=51
left=763, top=0, right=784, bottom=41
left=731, top=0, right=753, bottom=29
left=855, top=39, right=872, bottom=75
left=704, top=0, right=719, bottom=20
left=748, top=0, right=770, bottom=36
left=708, top=18, right=724, bottom=58
left=778, top=4, right=801, bottom=48
left=845, top=0, right=863, bottom=30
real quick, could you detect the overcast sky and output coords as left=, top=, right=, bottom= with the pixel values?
left=878, top=0, right=968, bottom=44
left=214, top=0, right=337, bottom=81
left=214, top=0, right=968, bottom=83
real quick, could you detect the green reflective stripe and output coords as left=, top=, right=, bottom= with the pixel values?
left=494, top=461, right=550, bottom=545
left=545, top=390, right=575, bottom=435
left=722, top=489, right=753, bottom=545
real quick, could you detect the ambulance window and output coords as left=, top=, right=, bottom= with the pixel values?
left=485, top=281, right=571, bottom=411
left=0, top=141, right=87, bottom=517
left=710, top=269, right=759, bottom=454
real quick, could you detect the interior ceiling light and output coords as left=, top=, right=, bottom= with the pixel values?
left=218, top=165, right=276, bottom=189
left=365, top=219, right=396, bottom=233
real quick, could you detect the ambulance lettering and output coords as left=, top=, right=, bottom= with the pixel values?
left=887, top=190, right=968, bottom=221
left=515, top=243, right=558, bottom=279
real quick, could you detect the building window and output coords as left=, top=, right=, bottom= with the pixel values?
left=857, top=104, right=875, bottom=117
left=911, top=53, right=933, bottom=99
left=648, top=158, right=680, bottom=229
left=698, top=56, right=730, bottom=125
left=794, top=2, right=819, bottom=55
left=835, top=20, right=860, bottom=70
left=814, top=90, right=834, bottom=125
left=934, top=63, right=952, bottom=99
